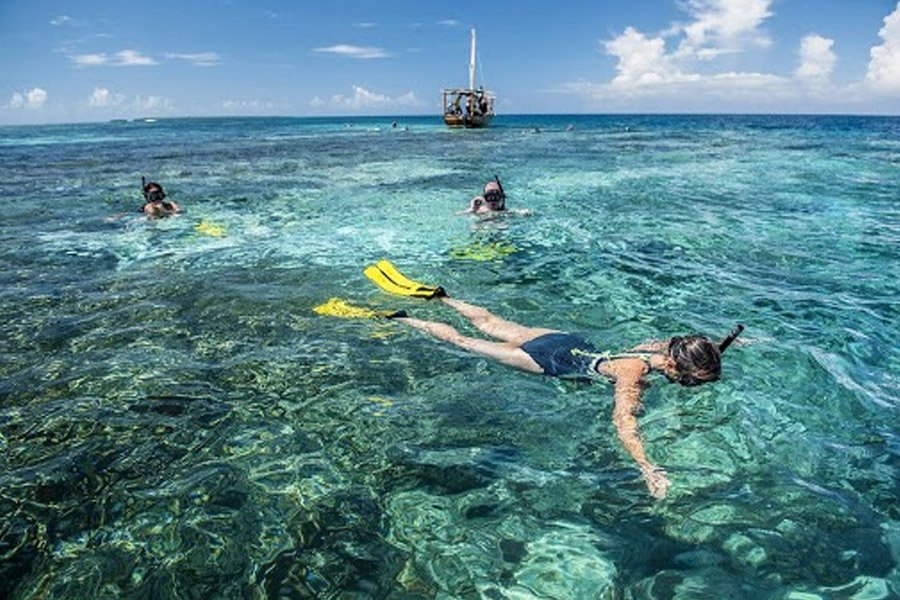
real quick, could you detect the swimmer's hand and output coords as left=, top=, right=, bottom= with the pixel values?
left=641, top=464, right=671, bottom=499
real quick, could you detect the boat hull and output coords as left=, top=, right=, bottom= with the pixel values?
left=443, top=113, right=493, bottom=128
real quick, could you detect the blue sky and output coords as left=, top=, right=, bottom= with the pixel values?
left=2, top=0, right=900, bottom=124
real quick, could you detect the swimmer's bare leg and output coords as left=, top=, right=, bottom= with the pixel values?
left=438, top=297, right=558, bottom=345
left=396, top=316, right=543, bottom=373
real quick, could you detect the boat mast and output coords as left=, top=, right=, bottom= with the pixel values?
left=469, top=28, right=476, bottom=91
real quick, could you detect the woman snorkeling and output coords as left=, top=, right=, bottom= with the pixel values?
left=360, top=260, right=744, bottom=499
left=139, top=177, right=180, bottom=217
left=462, top=176, right=507, bottom=214
left=459, top=175, right=531, bottom=217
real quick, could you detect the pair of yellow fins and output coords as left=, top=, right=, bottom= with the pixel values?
left=362, top=260, right=445, bottom=299
left=313, top=260, right=444, bottom=319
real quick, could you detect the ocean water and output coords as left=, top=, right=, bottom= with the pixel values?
left=1, top=113, right=899, bottom=599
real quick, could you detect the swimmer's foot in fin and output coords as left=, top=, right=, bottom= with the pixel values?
left=313, top=298, right=408, bottom=320
left=364, top=260, right=446, bottom=298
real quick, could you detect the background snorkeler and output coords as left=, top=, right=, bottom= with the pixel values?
left=460, top=176, right=531, bottom=216
left=139, top=176, right=180, bottom=218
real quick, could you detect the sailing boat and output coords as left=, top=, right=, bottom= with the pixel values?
left=442, top=28, right=495, bottom=128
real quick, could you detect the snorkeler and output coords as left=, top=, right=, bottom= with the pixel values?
left=349, top=260, right=744, bottom=499
left=460, top=176, right=531, bottom=217
left=139, top=177, right=180, bottom=217
left=464, top=176, right=507, bottom=214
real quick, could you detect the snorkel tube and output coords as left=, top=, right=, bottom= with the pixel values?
left=492, top=174, right=507, bottom=209
left=718, top=324, right=744, bottom=353
left=493, top=174, right=504, bottom=197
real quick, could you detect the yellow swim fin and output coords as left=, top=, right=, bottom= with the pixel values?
left=195, top=221, right=227, bottom=237
left=364, top=260, right=446, bottom=298
left=313, top=297, right=407, bottom=320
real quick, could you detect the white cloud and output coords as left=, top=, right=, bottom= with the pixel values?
left=555, top=0, right=875, bottom=112
left=50, top=15, right=73, bottom=26
left=332, top=86, right=390, bottom=109
left=9, top=88, right=48, bottom=109
left=164, top=52, right=222, bottom=66
left=73, top=50, right=220, bottom=68
left=88, top=87, right=125, bottom=108
left=70, top=49, right=156, bottom=67
left=437, top=19, right=460, bottom=27
left=866, top=2, right=900, bottom=93
left=354, top=22, right=377, bottom=28
left=600, top=0, right=778, bottom=90
left=72, top=53, right=108, bottom=66
left=675, top=0, right=774, bottom=60
left=316, top=86, right=424, bottom=111
left=114, top=50, right=156, bottom=66
left=796, top=34, right=836, bottom=84
left=28, top=88, right=48, bottom=108
left=605, top=27, right=680, bottom=87
left=313, top=44, right=389, bottom=59
left=562, top=70, right=789, bottom=103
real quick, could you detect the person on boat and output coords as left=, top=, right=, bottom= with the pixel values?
left=139, top=177, right=180, bottom=217
left=452, top=95, right=463, bottom=115
left=475, top=87, right=489, bottom=115
left=359, top=262, right=744, bottom=499
left=463, top=176, right=507, bottom=214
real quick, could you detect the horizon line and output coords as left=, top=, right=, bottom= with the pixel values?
left=3, top=110, right=900, bottom=128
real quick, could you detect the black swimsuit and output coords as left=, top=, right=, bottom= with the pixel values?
left=520, top=333, right=656, bottom=379
left=519, top=333, right=598, bottom=378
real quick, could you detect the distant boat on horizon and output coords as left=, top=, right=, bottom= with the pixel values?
left=442, top=28, right=495, bottom=128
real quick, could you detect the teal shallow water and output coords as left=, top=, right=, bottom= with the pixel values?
left=1, top=114, right=899, bottom=598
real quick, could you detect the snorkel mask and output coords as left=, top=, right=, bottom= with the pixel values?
left=141, top=176, right=166, bottom=203
left=483, top=175, right=506, bottom=209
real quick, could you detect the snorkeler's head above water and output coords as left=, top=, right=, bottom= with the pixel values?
left=142, top=177, right=166, bottom=202
left=139, top=176, right=179, bottom=217
left=664, top=324, right=744, bottom=386
left=469, top=175, right=507, bottom=213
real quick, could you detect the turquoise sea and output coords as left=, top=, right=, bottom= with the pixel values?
left=1, top=114, right=899, bottom=599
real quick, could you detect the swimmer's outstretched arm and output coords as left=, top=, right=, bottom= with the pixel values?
left=611, top=367, right=671, bottom=499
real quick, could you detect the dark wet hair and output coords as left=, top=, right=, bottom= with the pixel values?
left=667, top=335, right=722, bottom=386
